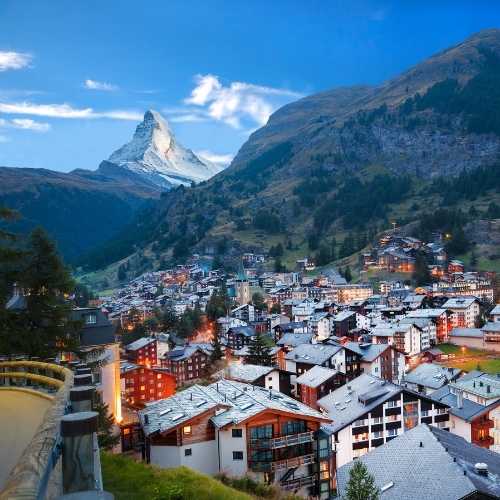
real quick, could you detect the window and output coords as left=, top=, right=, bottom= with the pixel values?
left=372, top=417, right=383, bottom=424
left=250, top=424, right=273, bottom=440
left=268, top=376, right=273, bottom=381
left=84, top=313, right=97, bottom=325
left=183, top=425, right=192, bottom=436
left=185, top=448, right=192, bottom=456
left=281, top=421, right=306, bottom=436
left=386, top=400, right=399, bottom=408
left=233, top=451, right=244, bottom=460
left=372, top=430, right=384, bottom=439
left=232, top=429, right=242, bottom=438
left=140, top=386, right=146, bottom=391
left=387, top=428, right=398, bottom=437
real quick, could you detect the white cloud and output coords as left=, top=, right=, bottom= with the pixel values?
left=0, top=51, right=32, bottom=71
left=183, top=74, right=303, bottom=129
left=196, top=150, right=234, bottom=166
left=0, top=101, right=142, bottom=121
left=84, top=79, right=119, bottom=91
left=0, top=117, right=50, bottom=132
left=169, top=113, right=208, bottom=123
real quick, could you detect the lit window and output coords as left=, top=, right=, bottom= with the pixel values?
left=157, top=374, right=162, bottom=379
left=183, top=425, right=192, bottom=435
left=140, top=386, right=145, bottom=391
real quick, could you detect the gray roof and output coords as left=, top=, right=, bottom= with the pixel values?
left=345, top=342, right=390, bottom=362
left=166, top=343, right=212, bottom=361
left=332, top=310, right=355, bottom=322
left=226, top=363, right=275, bottom=383
left=452, top=372, right=500, bottom=400
left=483, top=322, right=500, bottom=333
left=139, top=379, right=328, bottom=436
left=276, top=332, right=314, bottom=347
left=318, top=374, right=401, bottom=433
left=491, top=304, right=500, bottom=316
left=336, top=424, right=500, bottom=500
left=450, top=328, right=483, bottom=338
left=296, top=365, right=338, bottom=388
left=406, top=308, right=446, bottom=319
left=443, top=297, right=478, bottom=309
left=399, top=316, right=432, bottom=329
left=429, top=385, right=492, bottom=422
left=228, top=326, right=255, bottom=337
left=285, top=343, right=343, bottom=365
left=403, top=363, right=460, bottom=390
left=125, top=337, right=155, bottom=351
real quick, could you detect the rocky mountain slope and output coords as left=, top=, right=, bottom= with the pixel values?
left=76, top=29, right=500, bottom=284
left=0, top=111, right=222, bottom=262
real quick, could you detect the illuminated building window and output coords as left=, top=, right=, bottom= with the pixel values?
left=183, top=425, right=192, bottom=435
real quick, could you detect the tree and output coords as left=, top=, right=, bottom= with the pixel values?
left=344, top=460, right=379, bottom=500
left=344, top=265, right=353, bottom=283
left=161, top=305, right=178, bottom=330
left=413, top=252, right=431, bottom=287
left=247, top=332, right=273, bottom=366
left=210, top=330, right=223, bottom=362
left=94, top=399, right=120, bottom=450
left=10, top=228, right=78, bottom=357
left=270, top=303, right=281, bottom=314
left=206, top=285, right=232, bottom=321
left=252, top=292, right=266, bottom=311
left=117, top=263, right=127, bottom=282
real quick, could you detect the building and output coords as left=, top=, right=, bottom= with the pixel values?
left=296, top=365, right=345, bottom=410
left=231, top=304, right=256, bottom=323
left=370, top=323, right=422, bottom=357
left=227, top=326, right=256, bottom=350
left=273, top=321, right=308, bottom=343
left=336, top=424, right=500, bottom=500
left=331, top=311, right=357, bottom=338
left=139, top=380, right=333, bottom=498
left=430, top=371, right=500, bottom=452
left=406, top=308, right=449, bottom=343
left=345, top=342, right=405, bottom=383
left=276, top=332, right=315, bottom=353
left=161, top=344, right=212, bottom=384
left=234, top=277, right=251, bottom=305
left=336, top=284, right=373, bottom=304
left=124, top=337, right=158, bottom=367
left=318, top=373, right=450, bottom=468
left=225, top=362, right=291, bottom=395
left=121, top=361, right=176, bottom=406
left=491, top=304, right=500, bottom=323
left=307, top=312, right=332, bottom=341
left=402, top=363, right=461, bottom=395
left=443, top=297, right=481, bottom=329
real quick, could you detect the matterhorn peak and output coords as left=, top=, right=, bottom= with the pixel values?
left=106, top=110, right=222, bottom=190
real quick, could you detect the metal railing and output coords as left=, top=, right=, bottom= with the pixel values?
left=250, top=430, right=315, bottom=450
left=250, top=453, right=316, bottom=472
left=281, top=474, right=316, bottom=491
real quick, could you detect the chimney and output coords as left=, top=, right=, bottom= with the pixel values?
left=457, top=390, right=463, bottom=409
left=487, top=385, right=491, bottom=394
left=144, top=414, right=149, bottom=425
left=475, top=463, right=488, bottom=476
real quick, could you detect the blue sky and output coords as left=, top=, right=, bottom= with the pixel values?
left=0, top=0, right=500, bottom=172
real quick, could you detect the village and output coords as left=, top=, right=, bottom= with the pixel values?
left=48, top=227, right=500, bottom=499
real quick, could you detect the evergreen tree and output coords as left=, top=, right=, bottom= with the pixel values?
left=247, top=332, right=273, bottom=366
left=210, top=330, right=223, bottom=362
left=413, top=252, right=431, bottom=286
left=344, top=460, right=379, bottom=500
left=206, top=285, right=232, bottom=321
left=252, top=292, right=266, bottom=311
left=344, top=265, right=353, bottom=283
left=94, top=399, right=120, bottom=450
left=13, top=228, right=78, bottom=357
left=161, top=305, right=178, bottom=330
left=270, top=303, right=281, bottom=314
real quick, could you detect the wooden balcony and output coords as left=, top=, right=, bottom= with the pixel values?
left=250, top=431, right=315, bottom=450
left=280, top=474, right=316, bottom=491
left=249, top=453, right=316, bottom=473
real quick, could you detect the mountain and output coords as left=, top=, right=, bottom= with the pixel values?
left=0, top=111, right=223, bottom=262
left=98, top=110, right=223, bottom=190
left=74, top=29, right=500, bottom=286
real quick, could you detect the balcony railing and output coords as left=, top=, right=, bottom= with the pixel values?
left=281, top=474, right=316, bottom=491
left=250, top=453, right=316, bottom=472
left=250, top=431, right=315, bottom=450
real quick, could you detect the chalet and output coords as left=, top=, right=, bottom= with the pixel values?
left=491, top=304, right=500, bottom=323
left=331, top=311, right=357, bottom=338
left=125, top=337, right=158, bottom=367
left=296, top=365, right=345, bottom=410
left=318, top=373, right=450, bottom=468
left=430, top=372, right=500, bottom=452
left=370, top=323, right=422, bottom=357
left=443, top=296, right=481, bottom=329
left=121, top=361, right=176, bottom=406
left=227, top=326, right=256, bottom=350
left=273, top=321, right=308, bottom=343
left=139, top=380, right=333, bottom=498
left=336, top=424, right=500, bottom=500
left=276, top=333, right=314, bottom=353
left=225, top=362, right=292, bottom=395
left=161, top=344, right=213, bottom=384
left=231, top=303, right=256, bottom=323
left=307, top=312, right=332, bottom=341
left=402, top=363, right=461, bottom=395
left=345, top=342, right=405, bottom=383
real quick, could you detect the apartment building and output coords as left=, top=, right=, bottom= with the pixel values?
left=443, top=297, right=481, bottom=329
left=161, top=344, right=212, bottom=384
left=124, top=337, right=158, bottom=367
left=318, top=373, right=450, bottom=469
left=406, top=308, right=449, bottom=343
left=139, top=380, right=333, bottom=498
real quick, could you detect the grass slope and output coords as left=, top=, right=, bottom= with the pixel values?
left=101, top=453, right=252, bottom=500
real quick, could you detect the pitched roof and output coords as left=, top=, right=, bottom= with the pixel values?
left=403, top=363, right=460, bottom=390
left=226, top=363, right=276, bottom=383
left=483, top=322, right=500, bottom=333
left=443, top=296, right=478, bottom=309
left=285, top=342, right=343, bottom=365
left=276, top=332, right=314, bottom=347
left=336, top=424, right=500, bottom=500
left=318, top=374, right=401, bottom=433
left=166, top=343, right=212, bottom=361
left=344, top=342, right=390, bottom=362
left=491, top=304, right=500, bottom=316
left=450, top=328, right=483, bottom=338
left=125, top=337, right=155, bottom=351
left=139, top=379, right=328, bottom=437
left=296, top=365, right=338, bottom=388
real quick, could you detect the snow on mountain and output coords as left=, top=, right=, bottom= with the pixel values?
left=107, top=110, right=223, bottom=189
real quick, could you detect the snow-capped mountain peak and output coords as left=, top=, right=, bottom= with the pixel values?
left=106, top=110, right=223, bottom=189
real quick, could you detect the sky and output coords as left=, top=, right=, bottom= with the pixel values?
left=1, top=0, right=500, bottom=172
